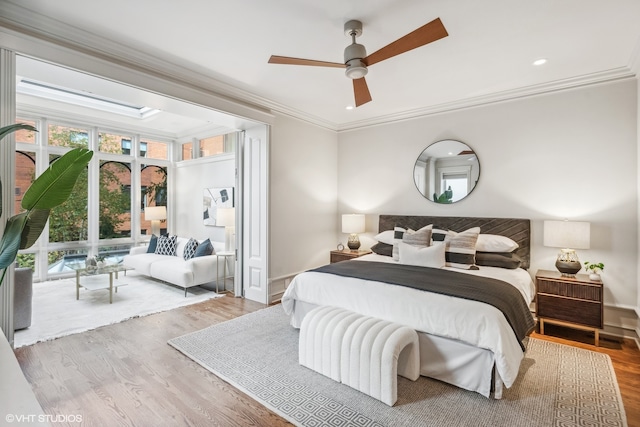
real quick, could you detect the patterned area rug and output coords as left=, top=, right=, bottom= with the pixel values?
left=168, top=306, right=628, bottom=427
left=15, top=271, right=222, bottom=348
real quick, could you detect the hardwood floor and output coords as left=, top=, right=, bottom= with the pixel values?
left=14, top=296, right=640, bottom=427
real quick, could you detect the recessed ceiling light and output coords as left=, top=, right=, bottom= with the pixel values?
left=533, top=58, right=547, bottom=66
left=346, top=105, right=354, bottom=110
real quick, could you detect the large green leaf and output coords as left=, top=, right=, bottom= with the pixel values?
left=19, top=208, right=50, bottom=249
left=22, top=147, right=93, bottom=210
left=0, top=213, right=28, bottom=269
left=0, top=123, right=37, bottom=141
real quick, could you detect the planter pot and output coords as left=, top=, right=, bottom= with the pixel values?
left=589, top=273, right=601, bottom=281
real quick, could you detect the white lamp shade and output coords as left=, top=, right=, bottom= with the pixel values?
left=342, top=214, right=365, bottom=234
left=145, top=206, right=166, bottom=221
left=217, top=207, right=235, bottom=227
left=543, top=220, right=590, bottom=249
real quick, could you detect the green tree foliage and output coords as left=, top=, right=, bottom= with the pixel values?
left=46, top=128, right=129, bottom=243
left=1, top=123, right=93, bottom=285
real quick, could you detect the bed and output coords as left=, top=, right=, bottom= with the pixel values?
left=281, top=215, right=535, bottom=398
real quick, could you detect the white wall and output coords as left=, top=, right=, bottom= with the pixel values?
left=173, top=155, right=235, bottom=244
left=338, top=80, right=638, bottom=316
left=269, top=113, right=338, bottom=297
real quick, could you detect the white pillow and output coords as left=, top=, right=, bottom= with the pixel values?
left=398, top=241, right=445, bottom=268
left=374, top=229, right=395, bottom=245
left=476, top=234, right=519, bottom=253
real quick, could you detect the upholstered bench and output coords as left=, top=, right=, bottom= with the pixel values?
left=299, top=306, right=420, bottom=406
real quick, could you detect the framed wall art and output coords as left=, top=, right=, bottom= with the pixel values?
left=203, top=187, right=234, bottom=226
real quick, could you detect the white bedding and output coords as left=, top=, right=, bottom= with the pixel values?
left=281, top=253, right=535, bottom=390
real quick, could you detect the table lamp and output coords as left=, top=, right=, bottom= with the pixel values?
left=342, top=214, right=365, bottom=250
left=145, top=206, right=166, bottom=236
left=217, top=207, right=235, bottom=252
left=543, top=220, right=590, bottom=276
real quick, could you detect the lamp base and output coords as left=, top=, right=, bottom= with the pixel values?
left=347, top=233, right=361, bottom=250
left=555, top=260, right=581, bottom=276
left=555, top=249, right=581, bottom=276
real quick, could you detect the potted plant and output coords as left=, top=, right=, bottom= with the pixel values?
left=583, top=261, right=604, bottom=281
left=0, top=123, right=93, bottom=286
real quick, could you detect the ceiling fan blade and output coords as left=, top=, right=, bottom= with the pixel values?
left=268, top=55, right=345, bottom=68
left=353, top=77, right=372, bottom=107
left=363, top=18, right=448, bottom=67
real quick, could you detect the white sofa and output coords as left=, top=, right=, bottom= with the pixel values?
left=123, top=237, right=231, bottom=296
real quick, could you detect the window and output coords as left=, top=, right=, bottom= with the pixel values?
left=48, top=124, right=89, bottom=147
left=198, top=132, right=236, bottom=158
left=99, top=161, right=132, bottom=239
left=48, top=153, right=89, bottom=243
left=99, top=132, right=132, bottom=154
left=15, top=120, right=36, bottom=144
left=121, top=139, right=148, bottom=157
left=182, top=142, right=193, bottom=160
left=141, top=164, right=167, bottom=235
left=141, top=139, right=167, bottom=160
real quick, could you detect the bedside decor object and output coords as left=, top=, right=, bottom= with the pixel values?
left=543, top=220, right=590, bottom=276
left=337, top=243, right=344, bottom=251
left=584, top=261, right=604, bottom=281
left=145, top=206, right=166, bottom=236
left=342, top=214, right=365, bottom=250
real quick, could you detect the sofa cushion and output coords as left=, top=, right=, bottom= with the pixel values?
left=195, top=238, right=214, bottom=257
left=155, top=235, right=177, bottom=256
left=149, top=257, right=194, bottom=287
left=183, top=238, right=199, bottom=260
left=123, top=253, right=168, bottom=275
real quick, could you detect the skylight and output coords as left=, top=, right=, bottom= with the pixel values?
left=16, top=78, right=160, bottom=119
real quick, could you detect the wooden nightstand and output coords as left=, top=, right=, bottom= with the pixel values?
left=330, top=249, right=372, bottom=263
left=535, top=269, right=604, bottom=346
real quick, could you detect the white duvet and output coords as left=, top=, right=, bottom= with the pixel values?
left=281, top=253, right=536, bottom=389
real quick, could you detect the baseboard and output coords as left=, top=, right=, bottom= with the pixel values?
left=268, top=272, right=300, bottom=305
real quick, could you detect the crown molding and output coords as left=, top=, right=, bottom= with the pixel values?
left=337, top=67, right=636, bottom=132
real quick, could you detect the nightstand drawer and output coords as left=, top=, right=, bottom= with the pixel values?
left=537, top=278, right=601, bottom=302
left=537, top=294, right=603, bottom=328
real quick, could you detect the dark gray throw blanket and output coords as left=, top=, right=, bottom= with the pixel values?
left=311, top=261, right=535, bottom=351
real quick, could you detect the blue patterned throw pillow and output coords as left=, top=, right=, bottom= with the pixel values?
left=183, top=238, right=199, bottom=260
left=155, top=234, right=177, bottom=256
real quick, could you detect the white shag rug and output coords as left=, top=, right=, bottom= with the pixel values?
left=15, top=271, right=223, bottom=348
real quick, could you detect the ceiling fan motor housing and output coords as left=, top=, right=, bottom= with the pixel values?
left=343, top=19, right=368, bottom=79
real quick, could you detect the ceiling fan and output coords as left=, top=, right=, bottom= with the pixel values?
left=268, top=18, right=448, bottom=107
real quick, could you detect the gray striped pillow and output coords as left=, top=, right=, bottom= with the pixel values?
left=393, top=225, right=432, bottom=261
left=443, top=227, right=480, bottom=269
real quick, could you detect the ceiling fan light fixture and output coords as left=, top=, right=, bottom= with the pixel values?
left=345, top=59, right=368, bottom=79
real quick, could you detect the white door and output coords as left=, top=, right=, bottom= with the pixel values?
left=241, top=125, right=269, bottom=304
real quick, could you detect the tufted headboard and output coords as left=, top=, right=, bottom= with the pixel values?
left=378, top=215, right=531, bottom=270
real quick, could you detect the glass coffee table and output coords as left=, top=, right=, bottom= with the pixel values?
left=72, top=264, right=134, bottom=303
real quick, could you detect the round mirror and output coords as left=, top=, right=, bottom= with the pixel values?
left=413, top=140, right=480, bottom=203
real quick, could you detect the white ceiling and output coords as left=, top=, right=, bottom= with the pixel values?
left=5, top=0, right=640, bottom=130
